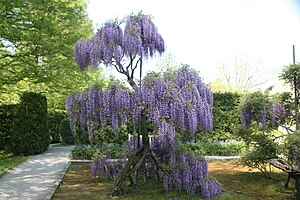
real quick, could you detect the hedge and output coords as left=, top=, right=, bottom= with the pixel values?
left=11, top=92, right=49, bottom=155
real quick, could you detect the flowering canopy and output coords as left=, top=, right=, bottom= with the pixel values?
left=66, top=68, right=221, bottom=198
left=72, top=12, right=221, bottom=199
left=74, top=14, right=165, bottom=77
left=240, top=92, right=285, bottom=129
left=66, top=68, right=213, bottom=141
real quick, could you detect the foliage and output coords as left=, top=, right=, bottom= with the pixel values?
left=11, top=92, right=49, bottom=155
left=0, top=0, right=98, bottom=110
left=71, top=144, right=126, bottom=160
left=210, top=92, right=241, bottom=141
left=284, top=131, right=300, bottom=168
left=280, top=63, right=300, bottom=131
left=59, top=118, right=75, bottom=145
left=0, top=104, right=17, bottom=150
left=240, top=91, right=285, bottom=130
left=280, top=63, right=300, bottom=90
left=183, top=142, right=245, bottom=156
left=238, top=91, right=287, bottom=176
left=239, top=131, right=279, bottom=176
left=48, top=111, right=65, bottom=143
left=95, top=125, right=129, bottom=145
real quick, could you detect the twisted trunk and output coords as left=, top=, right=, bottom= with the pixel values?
left=112, top=109, right=163, bottom=195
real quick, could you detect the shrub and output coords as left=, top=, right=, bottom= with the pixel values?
left=284, top=131, right=300, bottom=168
left=71, top=143, right=126, bottom=160
left=11, top=92, right=49, bottom=155
left=0, top=104, right=17, bottom=150
left=211, top=92, right=241, bottom=141
left=183, top=141, right=245, bottom=156
left=240, top=138, right=278, bottom=176
left=59, top=118, right=75, bottom=145
left=48, top=111, right=65, bottom=143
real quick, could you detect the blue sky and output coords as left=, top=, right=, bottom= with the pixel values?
left=87, top=0, right=300, bottom=88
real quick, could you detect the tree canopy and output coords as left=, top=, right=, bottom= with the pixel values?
left=74, top=12, right=165, bottom=87
left=0, top=0, right=97, bottom=109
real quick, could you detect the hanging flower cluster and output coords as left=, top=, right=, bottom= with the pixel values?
left=66, top=68, right=219, bottom=199
left=66, top=69, right=213, bottom=141
left=240, top=92, right=286, bottom=129
left=66, top=87, right=131, bottom=141
left=163, top=153, right=222, bottom=199
left=241, top=102, right=285, bottom=129
left=74, top=14, right=165, bottom=70
left=125, top=134, right=222, bottom=199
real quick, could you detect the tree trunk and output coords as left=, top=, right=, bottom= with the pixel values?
left=112, top=109, right=162, bottom=195
left=294, top=175, right=300, bottom=199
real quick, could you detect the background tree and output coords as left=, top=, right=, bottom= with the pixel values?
left=211, top=54, right=267, bottom=92
left=238, top=91, right=287, bottom=175
left=280, top=63, right=300, bottom=130
left=280, top=63, right=300, bottom=199
left=0, top=0, right=97, bottom=110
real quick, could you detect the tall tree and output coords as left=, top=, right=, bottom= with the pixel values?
left=72, top=13, right=220, bottom=198
left=212, top=54, right=266, bottom=92
left=280, top=63, right=300, bottom=130
left=0, top=0, right=95, bottom=109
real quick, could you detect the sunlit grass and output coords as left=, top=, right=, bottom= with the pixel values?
left=0, top=150, right=27, bottom=177
left=53, top=160, right=294, bottom=200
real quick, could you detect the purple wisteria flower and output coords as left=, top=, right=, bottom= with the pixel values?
left=74, top=39, right=92, bottom=70
left=74, top=14, right=165, bottom=70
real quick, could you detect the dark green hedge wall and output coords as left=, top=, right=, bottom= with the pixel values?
left=59, top=118, right=75, bottom=145
left=11, top=92, right=49, bottom=155
left=212, top=92, right=241, bottom=141
left=0, top=104, right=17, bottom=150
left=48, top=111, right=65, bottom=143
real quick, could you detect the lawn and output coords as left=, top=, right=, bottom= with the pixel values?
left=53, top=159, right=294, bottom=200
left=0, top=150, right=27, bottom=177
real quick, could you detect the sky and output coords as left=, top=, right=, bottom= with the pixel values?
left=87, top=0, right=300, bottom=89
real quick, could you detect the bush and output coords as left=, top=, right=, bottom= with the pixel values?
left=11, top=92, right=49, bottom=155
left=59, top=118, right=75, bottom=145
left=183, top=141, right=245, bottom=156
left=284, top=131, right=300, bottom=168
left=211, top=92, right=241, bottom=141
left=0, top=104, right=17, bottom=150
left=48, top=111, right=65, bottom=143
left=240, top=136, right=278, bottom=176
left=71, top=143, right=126, bottom=160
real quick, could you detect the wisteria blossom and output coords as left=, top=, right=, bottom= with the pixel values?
left=74, top=14, right=164, bottom=73
left=66, top=68, right=213, bottom=140
left=71, top=12, right=220, bottom=199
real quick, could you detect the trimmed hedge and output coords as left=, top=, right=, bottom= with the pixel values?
left=0, top=104, right=17, bottom=150
left=184, top=142, right=245, bottom=156
left=48, top=111, right=65, bottom=143
left=212, top=92, right=241, bottom=141
left=11, top=92, right=49, bottom=155
left=59, top=118, right=75, bottom=145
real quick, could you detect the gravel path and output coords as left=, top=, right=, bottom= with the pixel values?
left=205, top=156, right=240, bottom=160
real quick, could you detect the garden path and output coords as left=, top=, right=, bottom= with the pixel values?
left=0, top=144, right=74, bottom=200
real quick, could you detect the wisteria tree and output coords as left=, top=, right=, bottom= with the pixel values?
left=70, top=13, right=221, bottom=198
left=239, top=92, right=286, bottom=174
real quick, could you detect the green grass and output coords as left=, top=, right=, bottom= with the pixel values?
left=53, top=160, right=294, bottom=200
left=0, top=150, right=27, bottom=177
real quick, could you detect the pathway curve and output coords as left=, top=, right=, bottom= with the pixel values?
left=0, top=145, right=74, bottom=200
